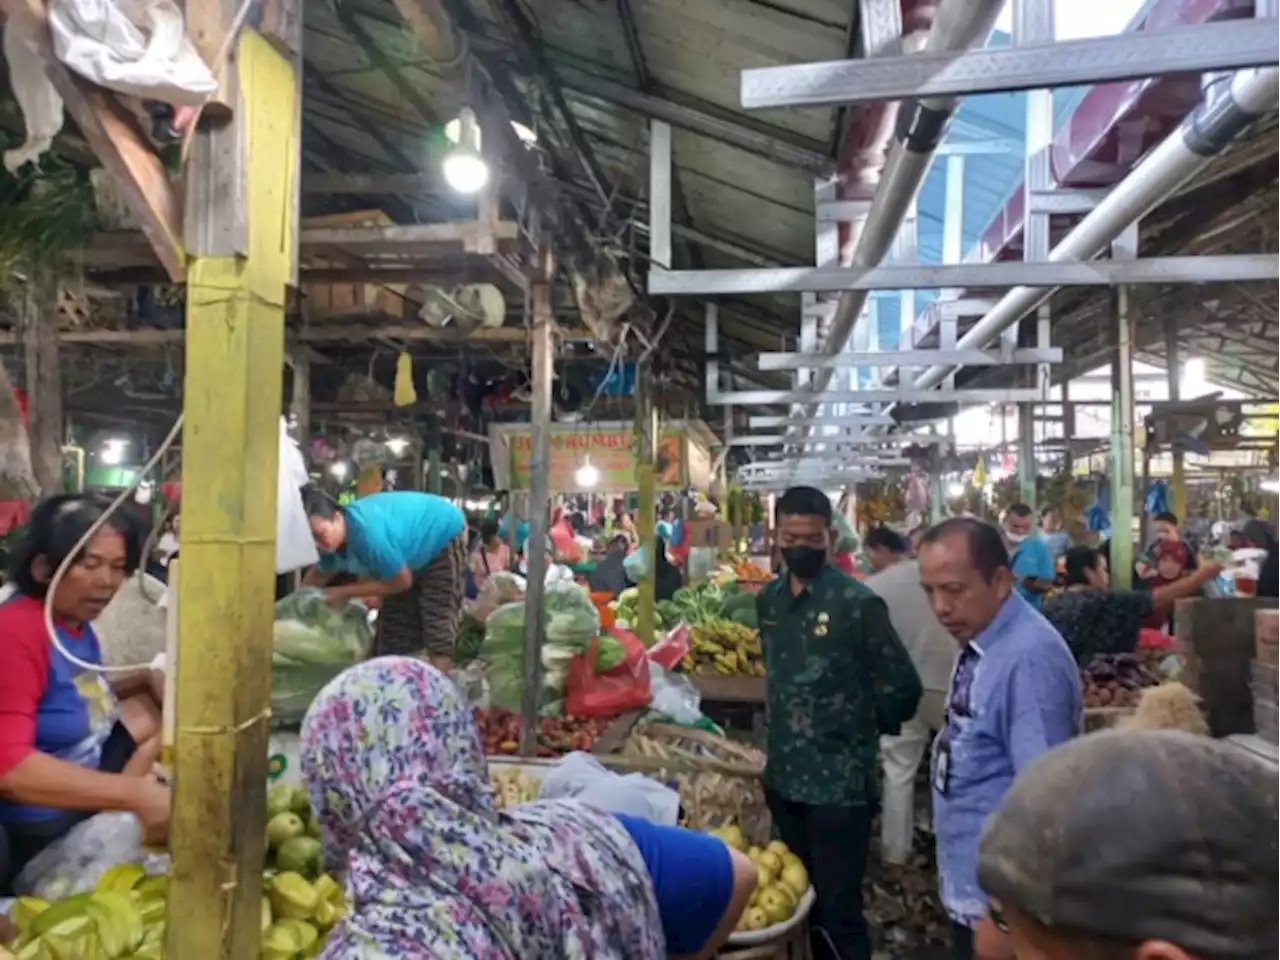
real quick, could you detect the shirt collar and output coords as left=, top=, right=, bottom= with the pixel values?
left=968, top=593, right=1026, bottom=656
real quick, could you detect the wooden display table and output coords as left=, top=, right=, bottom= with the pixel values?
left=690, top=674, right=766, bottom=741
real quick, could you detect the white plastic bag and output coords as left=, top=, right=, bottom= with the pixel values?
left=539, top=752, right=680, bottom=826
left=3, top=20, right=64, bottom=172
left=277, top=418, right=318, bottom=574
left=647, top=664, right=704, bottom=725
left=14, top=812, right=168, bottom=901
left=48, top=0, right=217, bottom=106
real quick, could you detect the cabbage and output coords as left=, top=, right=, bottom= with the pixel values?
left=481, top=584, right=600, bottom=712
left=271, top=588, right=374, bottom=725
left=593, top=634, right=626, bottom=673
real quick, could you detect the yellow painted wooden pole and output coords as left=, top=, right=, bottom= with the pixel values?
left=167, top=30, right=297, bottom=960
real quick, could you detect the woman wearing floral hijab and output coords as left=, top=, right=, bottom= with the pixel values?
left=300, top=658, right=751, bottom=959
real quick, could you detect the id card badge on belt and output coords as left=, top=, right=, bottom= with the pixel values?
left=931, top=732, right=951, bottom=795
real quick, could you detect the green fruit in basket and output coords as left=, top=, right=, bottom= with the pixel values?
left=134, top=875, right=169, bottom=901
left=29, top=895, right=91, bottom=938
left=312, top=873, right=345, bottom=910
left=262, top=922, right=303, bottom=960
left=276, top=836, right=324, bottom=878
left=86, top=890, right=144, bottom=957
left=290, top=786, right=313, bottom=816
left=741, top=906, right=769, bottom=932
left=37, top=917, right=96, bottom=960
left=267, top=812, right=307, bottom=849
left=93, top=864, right=145, bottom=895
left=262, top=896, right=274, bottom=935
left=757, top=886, right=793, bottom=925
left=138, top=897, right=166, bottom=926
left=270, top=872, right=320, bottom=921
left=780, top=861, right=809, bottom=899
left=312, top=898, right=342, bottom=930
left=9, top=897, right=50, bottom=935
left=306, top=814, right=322, bottom=839
left=267, top=784, right=296, bottom=819
left=276, top=919, right=319, bottom=953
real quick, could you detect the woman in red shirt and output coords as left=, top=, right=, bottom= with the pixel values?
left=0, top=495, right=170, bottom=892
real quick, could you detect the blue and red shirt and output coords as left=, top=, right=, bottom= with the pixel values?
left=0, top=594, right=115, bottom=824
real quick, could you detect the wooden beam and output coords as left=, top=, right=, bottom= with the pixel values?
left=18, top=275, right=62, bottom=494
left=0, top=0, right=185, bottom=280
left=70, top=221, right=523, bottom=268
left=0, top=324, right=594, bottom=345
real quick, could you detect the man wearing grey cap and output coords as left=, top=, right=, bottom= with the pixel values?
left=979, top=729, right=1278, bottom=960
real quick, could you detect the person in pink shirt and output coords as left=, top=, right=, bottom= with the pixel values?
left=471, top=520, right=511, bottom=591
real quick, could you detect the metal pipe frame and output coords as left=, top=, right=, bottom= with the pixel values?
left=731, top=433, right=947, bottom=447
left=749, top=413, right=898, bottom=428
left=740, top=18, right=1279, bottom=108
left=756, top=347, right=1064, bottom=370
left=649, top=254, right=1278, bottom=295
left=709, top=386, right=1047, bottom=406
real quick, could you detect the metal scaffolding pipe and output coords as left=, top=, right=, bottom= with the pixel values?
left=801, top=0, right=1006, bottom=418
left=912, top=66, right=1280, bottom=392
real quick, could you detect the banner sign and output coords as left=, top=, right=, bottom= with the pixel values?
left=506, top=427, right=686, bottom=492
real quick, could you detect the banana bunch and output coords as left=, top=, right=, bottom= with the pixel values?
left=681, top=619, right=766, bottom=677
left=490, top=768, right=540, bottom=810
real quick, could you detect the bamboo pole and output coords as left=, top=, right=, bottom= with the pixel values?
left=166, top=30, right=297, bottom=960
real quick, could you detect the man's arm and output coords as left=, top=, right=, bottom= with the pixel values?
left=1001, top=652, right=1080, bottom=773
left=860, top=595, right=923, bottom=735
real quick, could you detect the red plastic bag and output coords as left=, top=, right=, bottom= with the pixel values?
left=647, top=622, right=691, bottom=671
left=566, top=627, right=652, bottom=718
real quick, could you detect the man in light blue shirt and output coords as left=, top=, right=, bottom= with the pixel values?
left=918, top=518, right=1081, bottom=960
left=1001, top=503, right=1057, bottom=610
left=303, top=488, right=467, bottom=670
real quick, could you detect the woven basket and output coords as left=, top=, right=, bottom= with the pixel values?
left=610, top=723, right=770, bottom=843
left=718, top=919, right=812, bottom=959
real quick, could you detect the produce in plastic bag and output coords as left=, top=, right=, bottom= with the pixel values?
left=271, top=588, right=374, bottom=725
left=472, top=571, right=527, bottom=622
left=14, top=812, right=168, bottom=901
left=481, top=585, right=600, bottom=712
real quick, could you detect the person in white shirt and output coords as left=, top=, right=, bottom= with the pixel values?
left=864, top=526, right=957, bottom=865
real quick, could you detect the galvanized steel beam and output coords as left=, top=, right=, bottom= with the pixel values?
left=649, top=254, right=1279, bottom=296
left=740, top=19, right=1280, bottom=108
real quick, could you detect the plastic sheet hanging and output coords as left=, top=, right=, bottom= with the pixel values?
left=277, top=418, right=318, bottom=574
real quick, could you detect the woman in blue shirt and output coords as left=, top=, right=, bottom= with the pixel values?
left=302, top=487, right=467, bottom=671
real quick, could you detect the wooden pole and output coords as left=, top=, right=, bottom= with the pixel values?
left=19, top=273, right=62, bottom=494
left=635, top=360, right=657, bottom=644
left=519, top=253, right=554, bottom=757
left=167, top=27, right=299, bottom=960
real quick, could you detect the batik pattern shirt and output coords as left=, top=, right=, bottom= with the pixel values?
left=757, top=565, right=922, bottom=807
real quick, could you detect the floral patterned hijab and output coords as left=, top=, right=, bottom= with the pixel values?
left=299, top=657, right=666, bottom=959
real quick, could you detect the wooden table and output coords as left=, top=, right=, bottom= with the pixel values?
left=690, top=674, right=766, bottom=741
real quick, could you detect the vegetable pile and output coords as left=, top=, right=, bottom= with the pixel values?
left=1081, top=653, right=1159, bottom=709
left=271, top=590, right=374, bottom=725
left=481, top=585, right=601, bottom=713
left=473, top=708, right=611, bottom=757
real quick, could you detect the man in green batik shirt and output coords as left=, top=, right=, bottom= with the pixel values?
left=757, top=487, right=922, bottom=960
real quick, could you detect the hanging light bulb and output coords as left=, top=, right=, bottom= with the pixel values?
left=575, top=456, right=600, bottom=489
left=442, top=107, right=490, bottom=195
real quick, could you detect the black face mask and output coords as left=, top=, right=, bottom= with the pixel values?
left=781, top=546, right=827, bottom=580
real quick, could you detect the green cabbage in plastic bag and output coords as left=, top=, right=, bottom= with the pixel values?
left=271, top=588, right=374, bottom=725
left=593, top=633, right=626, bottom=673
left=481, top=584, right=600, bottom=713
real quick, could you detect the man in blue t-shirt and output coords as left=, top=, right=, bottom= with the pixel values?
left=303, top=488, right=467, bottom=670
left=1002, top=503, right=1056, bottom=610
